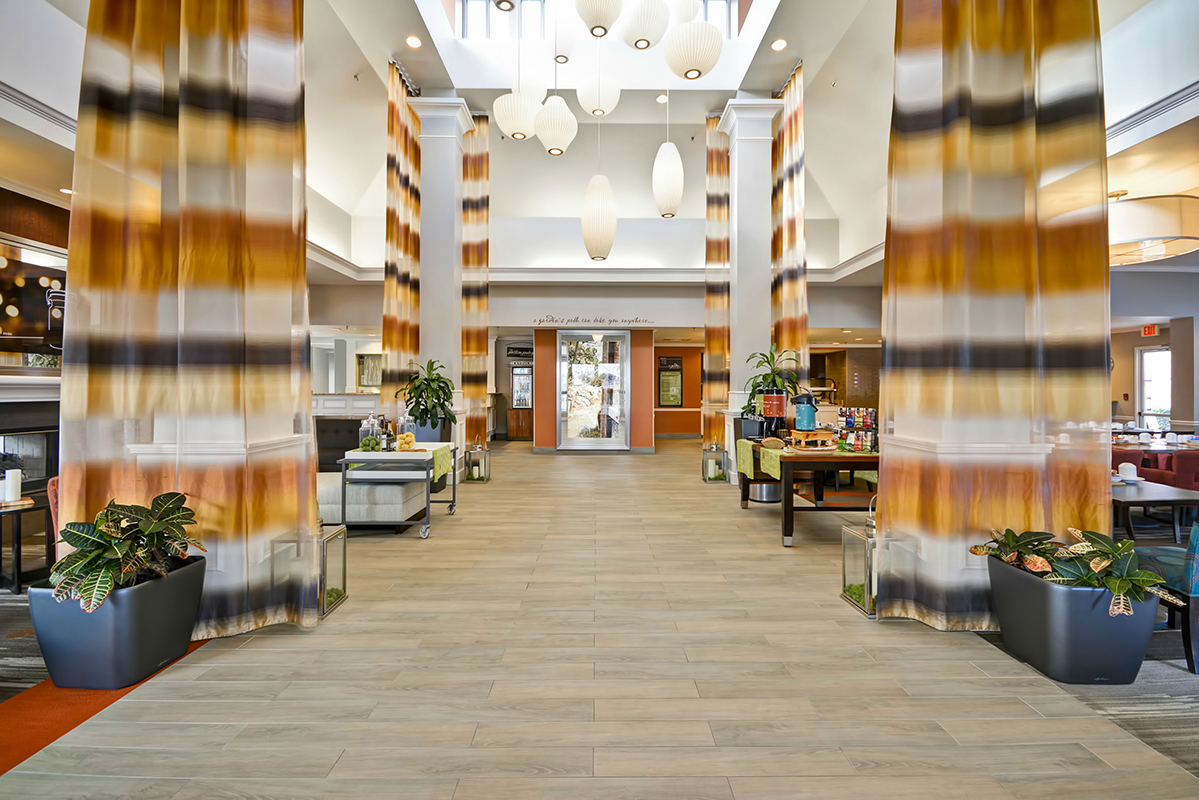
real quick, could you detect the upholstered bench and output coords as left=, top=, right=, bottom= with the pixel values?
left=316, top=472, right=428, bottom=527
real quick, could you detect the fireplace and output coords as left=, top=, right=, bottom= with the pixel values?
left=0, top=402, right=59, bottom=496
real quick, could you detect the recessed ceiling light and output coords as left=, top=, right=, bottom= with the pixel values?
left=771, top=39, right=787, bottom=51
left=656, top=94, right=668, bottom=104
left=855, top=338, right=863, bottom=341
left=842, top=329, right=852, bottom=333
left=59, top=188, right=73, bottom=194
left=406, top=36, right=422, bottom=48
left=556, top=54, right=569, bottom=64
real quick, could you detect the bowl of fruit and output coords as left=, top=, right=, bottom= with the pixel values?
left=396, top=432, right=417, bottom=451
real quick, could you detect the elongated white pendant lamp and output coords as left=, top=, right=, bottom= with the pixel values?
left=582, top=175, right=617, bottom=260
left=536, top=95, right=578, bottom=155
left=652, top=91, right=683, bottom=218
left=622, top=0, right=669, bottom=50
left=577, top=0, right=623, bottom=37
left=663, top=18, right=722, bottom=80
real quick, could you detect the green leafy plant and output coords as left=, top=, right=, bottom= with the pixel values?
left=970, top=527, right=1181, bottom=617
left=741, top=344, right=801, bottom=416
left=49, top=492, right=204, bottom=613
left=396, top=359, right=458, bottom=429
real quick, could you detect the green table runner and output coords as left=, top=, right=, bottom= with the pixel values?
left=736, top=439, right=782, bottom=480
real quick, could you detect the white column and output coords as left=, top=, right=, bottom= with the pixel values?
left=410, top=98, right=475, bottom=471
left=719, top=99, right=782, bottom=473
left=1171, top=317, right=1199, bottom=431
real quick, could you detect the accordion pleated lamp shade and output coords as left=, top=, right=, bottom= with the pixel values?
left=577, top=81, right=621, bottom=117
left=663, top=19, right=723, bottom=80
left=652, top=142, right=684, bottom=218
left=493, top=91, right=542, bottom=140
left=582, top=175, right=617, bottom=261
left=622, top=0, right=669, bottom=50
left=535, top=95, right=579, bottom=156
left=577, top=0, right=623, bottom=37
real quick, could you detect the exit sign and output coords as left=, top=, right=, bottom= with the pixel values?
left=1142, top=324, right=1159, bottom=337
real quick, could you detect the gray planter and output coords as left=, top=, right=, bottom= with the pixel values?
left=29, top=555, right=206, bottom=690
left=988, top=557, right=1158, bottom=684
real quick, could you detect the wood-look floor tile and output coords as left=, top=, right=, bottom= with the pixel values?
left=898, top=677, right=1068, bottom=697
left=996, top=766, right=1199, bottom=799
left=451, top=777, right=735, bottom=800
left=170, top=777, right=458, bottom=799
left=940, top=717, right=1136, bottom=745
left=696, top=679, right=908, bottom=698
left=95, top=701, right=379, bottom=724
left=56, top=722, right=244, bottom=749
left=16, top=745, right=344, bottom=779
left=593, top=746, right=855, bottom=777
left=500, top=647, right=688, bottom=663
left=1085, top=740, right=1180, bottom=769
left=472, top=721, right=715, bottom=747
left=728, top=775, right=1014, bottom=799
left=226, top=722, right=478, bottom=749
left=709, top=719, right=955, bottom=747
left=595, top=698, right=819, bottom=721
left=369, top=699, right=594, bottom=722
left=843, top=743, right=1108, bottom=775
left=0, top=775, right=188, bottom=800
left=594, top=662, right=790, bottom=680
left=489, top=680, right=698, bottom=700
left=811, top=697, right=1041, bottom=720
left=327, top=747, right=593, bottom=778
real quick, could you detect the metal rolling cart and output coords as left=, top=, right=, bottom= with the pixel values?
left=337, top=445, right=458, bottom=539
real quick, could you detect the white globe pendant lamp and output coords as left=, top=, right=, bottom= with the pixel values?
left=494, top=91, right=542, bottom=140
left=622, top=0, right=669, bottom=50
left=577, top=81, right=620, bottom=117
left=663, top=19, right=723, bottom=80
left=577, top=0, right=623, bottom=37
left=535, top=95, right=578, bottom=156
left=582, top=175, right=617, bottom=260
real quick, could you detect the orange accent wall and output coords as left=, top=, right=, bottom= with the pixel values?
left=533, top=329, right=557, bottom=448
left=654, top=346, right=703, bottom=436
left=630, top=330, right=655, bottom=449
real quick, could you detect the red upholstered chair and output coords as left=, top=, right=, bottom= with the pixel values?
left=1112, top=449, right=1147, bottom=474
left=1174, top=451, right=1199, bottom=494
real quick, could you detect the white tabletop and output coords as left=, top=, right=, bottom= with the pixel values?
left=344, top=444, right=449, bottom=461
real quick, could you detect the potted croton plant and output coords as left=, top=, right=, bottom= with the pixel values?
left=28, top=492, right=206, bottom=690
left=972, top=527, right=1181, bottom=684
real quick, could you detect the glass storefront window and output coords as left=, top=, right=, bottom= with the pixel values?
left=557, top=331, right=630, bottom=450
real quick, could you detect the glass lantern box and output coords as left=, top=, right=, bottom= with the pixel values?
left=702, top=445, right=728, bottom=483
left=465, top=446, right=491, bottom=483
left=320, top=524, right=348, bottom=617
left=841, top=525, right=876, bottom=618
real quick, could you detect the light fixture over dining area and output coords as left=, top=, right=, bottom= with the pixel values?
left=1108, top=191, right=1199, bottom=266
left=577, top=0, right=623, bottom=37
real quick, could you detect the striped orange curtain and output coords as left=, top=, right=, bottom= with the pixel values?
left=462, top=115, right=490, bottom=449
left=771, top=66, right=808, bottom=383
left=384, top=63, right=421, bottom=405
left=877, top=0, right=1111, bottom=631
left=62, top=0, right=319, bottom=638
left=702, top=117, right=730, bottom=451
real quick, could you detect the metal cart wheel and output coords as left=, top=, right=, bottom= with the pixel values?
left=447, top=503, right=457, bottom=515
left=420, top=525, right=431, bottom=539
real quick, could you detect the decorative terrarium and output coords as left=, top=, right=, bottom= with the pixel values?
left=320, top=524, right=348, bottom=617
left=465, top=446, right=491, bottom=483
left=841, top=524, right=876, bottom=617
left=702, top=444, right=728, bottom=483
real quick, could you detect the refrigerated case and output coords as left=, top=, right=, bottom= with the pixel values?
left=557, top=331, right=630, bottom=451
left=511, top=367, right=533, bottom=409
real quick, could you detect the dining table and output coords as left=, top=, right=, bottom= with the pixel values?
left=1111, top=481, right=1199, bottom=543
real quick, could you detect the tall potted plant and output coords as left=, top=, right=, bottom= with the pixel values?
left=741, top=344, right=801, bottom=436
left=972, top=527, right=1181, bottom=684
left=29, top=492, right=206, bottom=689
left=396, top=359, right=457, bottom=442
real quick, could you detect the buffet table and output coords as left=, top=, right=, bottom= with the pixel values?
left=337, top=445, right=456, bottom=539
left=738, top=442, right=880, bottom=546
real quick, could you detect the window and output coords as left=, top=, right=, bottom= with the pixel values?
left=1138, top=346, right=1171, bottom=430
left=704, top=0, right=732, bottom=40
left=463, top=0, right=544, bottom=39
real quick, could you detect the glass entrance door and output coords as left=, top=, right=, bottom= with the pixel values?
left=557, top=331, right=631, bottom=450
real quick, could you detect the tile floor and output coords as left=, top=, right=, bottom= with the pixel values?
left=4, top=440, right=1198, bottom=799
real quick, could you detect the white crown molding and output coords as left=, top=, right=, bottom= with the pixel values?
left=0, top=80, right=76, bottom=134
left=489, top=266, right=705, bottom=285
left=808, top=242, right=885, bottom=284
left=307, top=241, right=383, bottom=282
left=0, top=176, right=71, bottom=210
left=408, top=97, right=476, bottom=138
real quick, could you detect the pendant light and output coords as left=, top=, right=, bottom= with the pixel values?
left=582, top=84, right=616, bottom=261
left=494, top=0, right=515, bottom=10
left=577, top=38, right=620, bottom=116
left=577, top=0, right=623, bottom=37
left=536, top=2, right=578, bottom=156
left=493, top=20, right=542, bottom=139
left=1108, top=191, right=1199, bottom=265
left=652, top=91, right=683, bottom=218
left=583, top=175, right=617, bottom=260
left=663, top=18, right=722, bottom=80
left=622, top=0, right=669, bottom=50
